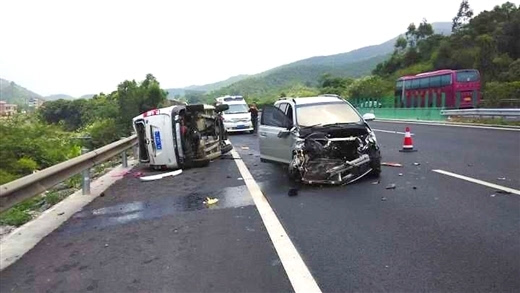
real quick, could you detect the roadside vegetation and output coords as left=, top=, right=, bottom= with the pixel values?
left=0, top=74, right=167, bottom=228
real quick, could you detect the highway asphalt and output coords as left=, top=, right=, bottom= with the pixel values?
left=1, top=121, right=519, bottom=292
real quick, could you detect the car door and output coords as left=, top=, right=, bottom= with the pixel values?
left=259, top=105, right=293, bottom=164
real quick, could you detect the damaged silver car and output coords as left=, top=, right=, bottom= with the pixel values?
left=259, top=95, right=381, bottom=185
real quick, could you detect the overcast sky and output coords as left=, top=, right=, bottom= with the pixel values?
left=0, top=0, right=508, bottom=97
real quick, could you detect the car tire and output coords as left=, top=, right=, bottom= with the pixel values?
left=368, top=150, right=381, bottom=177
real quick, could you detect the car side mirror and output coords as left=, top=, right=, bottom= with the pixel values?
left=362, top=113, right=376, bottom=121
left=215, top=104, right=229, bottom=112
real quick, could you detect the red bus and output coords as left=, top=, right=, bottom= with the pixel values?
left=395, top=69, right=481, bottom=108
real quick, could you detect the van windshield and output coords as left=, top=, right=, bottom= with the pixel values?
left=224, top=104, right=249, bottom=114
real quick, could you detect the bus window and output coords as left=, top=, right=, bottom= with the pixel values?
left=412, top=79, right=421, bottom=89
left=441, top=74, right=452, bottom=86
left=430, top=76, right=441, bottom=87
left=396, top=81, right=403, bottom=90
left=420, top=77, right=429, bottom=88
left=405, top=80, right=412, bottom=89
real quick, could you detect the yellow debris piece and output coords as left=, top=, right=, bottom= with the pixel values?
left=204, top=197, right=219, bottom=205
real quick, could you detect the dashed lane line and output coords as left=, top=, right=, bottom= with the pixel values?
left=230, top=148, right=322, bottom=293
left=433, top=169, right=520, bottom=195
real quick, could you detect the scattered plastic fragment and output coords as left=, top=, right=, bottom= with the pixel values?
left=104, top=244, right=109, bottom=248
left=140, top=170, right=182, bottom=182
left=57, top=212, right=64, bottom=216
left=490, top=194, right=496, bottom=197
left=288, top=188, right=298, bottom=197
left=204, top=197, right=219, bottom=205
left=398, top=173, right=403, bottom=176
left=226, top=175, right=231, bottom=178
left=413, top=162, right=421, bottom=166
left=467, top=164, right=473, bottom=167
left=413, top=186, right=417, bottom=190
left=372, top=180, right=380, bottom=185
left=386, top=184, right=396, bottom=190
left=381, top=197, right=387, bottom=201
left=497, top=177, right=506, bottom=181
left=237, top=177, right=244, bottom=181
left=241, top=146, right=250, bottom=150
left=382, top=162, right=402, bottom=167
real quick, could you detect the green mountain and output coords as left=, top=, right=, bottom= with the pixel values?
left=0, top=78, right=42, bottom=105
left=44, top=94, right=75, bottom=101
left=209, top=22, right=451, bottom=99
left=165, top=74, right=249, bottom=98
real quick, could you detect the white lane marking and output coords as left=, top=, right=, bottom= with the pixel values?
left=230, top=148, right=322, bottom=293
left=433, top=169, right=520, bottom=195
left=373, top=129, right=414, bottom=135
left=375, top=119, right=520, bottom=131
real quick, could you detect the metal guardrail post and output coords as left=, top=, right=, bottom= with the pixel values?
left=122, top=150, right=128, bottom=168
left=425, top=92, right=429, bottom=108
left=456, top=92, right=461, bottom=108
left=441, top=93, right=446, bottom=109
left=472, top=90, right=478, bottom=108
left=81, top=147, right=90, bottom=195
left=433, top=92, right=437, bottom=108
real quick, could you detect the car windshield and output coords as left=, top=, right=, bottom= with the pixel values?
left=296, top=102, right=361, bottom=127
left=456, top=70, right=480, bottom=82
left=224, top=104, right=249, bottom=114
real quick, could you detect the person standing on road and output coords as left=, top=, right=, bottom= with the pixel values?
left=249, top=103, right=259, bottom=134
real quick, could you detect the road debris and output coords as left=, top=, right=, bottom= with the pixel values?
left=413, top=162, right=421, bottom=166
left=398, top=173, right=403, bottom=176
left=372, top=180, right=380, bottom=185
left=496, top=190, right=512, bottom=195
left=382, top=162, right=402, bottom=167
left=204, top=197, right=219, bottom=205
left=413, top=186, right=417, bottom=190
left=140, top=170, right=182, bottom=182
left=237, top=177, right=244, bottom=181
left=386, top=184, right=396, bottom=190
left=104, top=243, right=109, bottom=248
left=100, top=192, right=105, bottom=197
left=288, top=188, right=298, bottom=197
left=490, top=194, right=496, bottom=197
left=57, top=212, right=64, bottom=216
left=241, top=146, right=250, bottom=150
left=497, top=177, right=506, bottom=181
left=381, top=197, right=387, bottom=201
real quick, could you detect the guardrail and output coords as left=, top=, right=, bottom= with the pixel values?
left=441, top=108, right=520, bottom=118
left=0, top=135, right=137, bottom=213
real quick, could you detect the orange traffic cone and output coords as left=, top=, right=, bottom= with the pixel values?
left=399, top=127, right=417, bottom=152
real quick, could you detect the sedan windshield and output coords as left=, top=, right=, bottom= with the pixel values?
left=224, top=104, right=249, bottom=114
left=296, top=102, right=362, bottom=127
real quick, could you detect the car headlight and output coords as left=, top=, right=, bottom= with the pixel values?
left=367, top=130, right=377, bottom=143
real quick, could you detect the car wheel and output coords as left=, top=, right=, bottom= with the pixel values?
left=368, top=149, right=381, bottom=177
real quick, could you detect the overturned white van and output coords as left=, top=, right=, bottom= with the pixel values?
left=132, top=104, right=232, bottom=170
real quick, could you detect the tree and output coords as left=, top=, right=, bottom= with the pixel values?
left=405, top=23, right=417, bottom=47
left=452, top=0, right=474, bottom=32
left=394, top=36, right=407, bottom=53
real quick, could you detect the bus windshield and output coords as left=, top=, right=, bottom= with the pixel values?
left=456, top=70, right=480, bottom=82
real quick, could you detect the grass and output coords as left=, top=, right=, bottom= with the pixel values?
left=0, top=156, right=125, bottom=227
